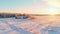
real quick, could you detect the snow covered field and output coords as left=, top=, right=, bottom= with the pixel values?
left=0, top=16, right=60, bottom=34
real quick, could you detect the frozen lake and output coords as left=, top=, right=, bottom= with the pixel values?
left=0, top=16, right=60, bottom=34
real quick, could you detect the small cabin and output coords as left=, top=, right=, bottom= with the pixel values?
left=15, top=14, right=28, bottom=19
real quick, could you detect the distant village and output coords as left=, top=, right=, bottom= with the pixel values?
left=0, top=13, right=36, bottom=19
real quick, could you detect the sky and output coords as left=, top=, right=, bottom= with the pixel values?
left=0, top=0, right=60, bottom=14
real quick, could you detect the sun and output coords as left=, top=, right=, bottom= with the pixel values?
left=47, top=10, right=58, bottom=15
left=48, top=11, right=57, bottom=15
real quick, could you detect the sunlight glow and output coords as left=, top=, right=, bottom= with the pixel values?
left=46, top=0, right=60, bottom=15
left=47, top=10, right=58, bottom=15
left=48, top=2, right=57, bottom=6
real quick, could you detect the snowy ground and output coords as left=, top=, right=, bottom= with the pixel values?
left=0, top=16, right=60, bottom=34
